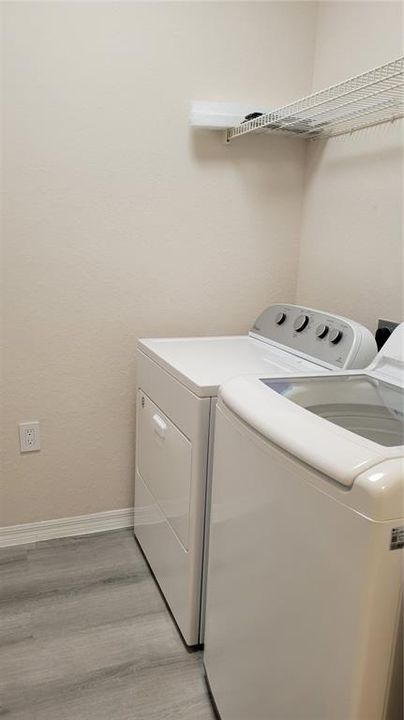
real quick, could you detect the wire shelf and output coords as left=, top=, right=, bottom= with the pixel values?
left=226, top=57, right=404, bottom=142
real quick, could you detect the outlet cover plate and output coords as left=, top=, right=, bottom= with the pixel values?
left=19, top=422, right=41, bottom=452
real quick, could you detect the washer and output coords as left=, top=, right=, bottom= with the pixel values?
left=204, top=324, right=403, bottom=719
left=134, top=304, right=377, bottom=645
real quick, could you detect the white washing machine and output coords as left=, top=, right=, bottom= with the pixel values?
left=134, top=304, right=377, bottom=645
left=204, top=324, right=404, bottom=720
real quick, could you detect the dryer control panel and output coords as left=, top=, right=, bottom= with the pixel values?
left=250, top=304, right=377, bottom=370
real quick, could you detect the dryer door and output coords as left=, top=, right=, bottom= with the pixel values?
left=137, top=391, right=192, bottom=549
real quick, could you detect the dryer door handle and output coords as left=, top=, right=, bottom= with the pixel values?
left=152, top=413, right=167, bottom=439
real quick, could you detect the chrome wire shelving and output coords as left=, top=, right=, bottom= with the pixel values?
left=226, top=57, right=404, bottom=143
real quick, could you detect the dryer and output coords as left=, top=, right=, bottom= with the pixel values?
left=134, top=304, right=377, bottom=645
left=204, top=324, right=403, bottom=719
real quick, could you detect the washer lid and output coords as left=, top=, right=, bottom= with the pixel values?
left=219, top=374, right=404, bottom=487
left=262, top=375, right=403, bottom=448
left=220, top=324, right=404, bottom=486
left=367, top=320, right=404, bottom=384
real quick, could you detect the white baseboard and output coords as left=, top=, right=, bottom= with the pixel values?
left=0, top=508, right=134, bottom=548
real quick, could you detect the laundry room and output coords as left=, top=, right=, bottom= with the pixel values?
left=0, top=1, right=403, bottom=719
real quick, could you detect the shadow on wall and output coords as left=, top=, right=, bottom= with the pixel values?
left=189, top=128, right=309, bottom=202
left=304, top=122, right=403, bottom=180
left=191, top=122, right=404, bottom=201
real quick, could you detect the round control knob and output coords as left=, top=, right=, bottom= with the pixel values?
left=294, top=314, right=309, bottom=332
left=329, top=328, right=343, bottom=345
left=275, top=312, right=287, bottom=326
left=316, top=323, right=329, bottom=339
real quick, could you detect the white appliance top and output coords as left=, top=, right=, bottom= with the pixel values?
left=137, top=304, right=377, bottom=397
left=219, top=324, right=404, bottom=490
left=138, top=336, right=320, bottom=397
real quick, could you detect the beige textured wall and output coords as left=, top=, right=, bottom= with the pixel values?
left=1, top=1, right=316, bottom=526
left=296, top=0, right=404, bottom=331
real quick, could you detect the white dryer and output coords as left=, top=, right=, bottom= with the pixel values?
left=204, top=324, right=403, bottom=720
left=134, top=304, right=377, bottom=645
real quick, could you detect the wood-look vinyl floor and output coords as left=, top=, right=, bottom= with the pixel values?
left=0, top=530, right=216, bottom=720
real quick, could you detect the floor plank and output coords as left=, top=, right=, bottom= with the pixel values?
left=0, top=530, right=215, bottom=720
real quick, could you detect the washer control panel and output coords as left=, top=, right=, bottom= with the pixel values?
left=250, top=304, right=367, bottom=369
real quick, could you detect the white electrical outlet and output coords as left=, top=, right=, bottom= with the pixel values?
left=19, top=422, right=41, bottom=452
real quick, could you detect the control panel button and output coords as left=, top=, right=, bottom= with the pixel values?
left=329, top=328, right=343, bottom=345
left=294, top=314, right=309, bottom=332
left=316, top=323, right=329, bottom=339
left=275, top=312, right=287, bottom=326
